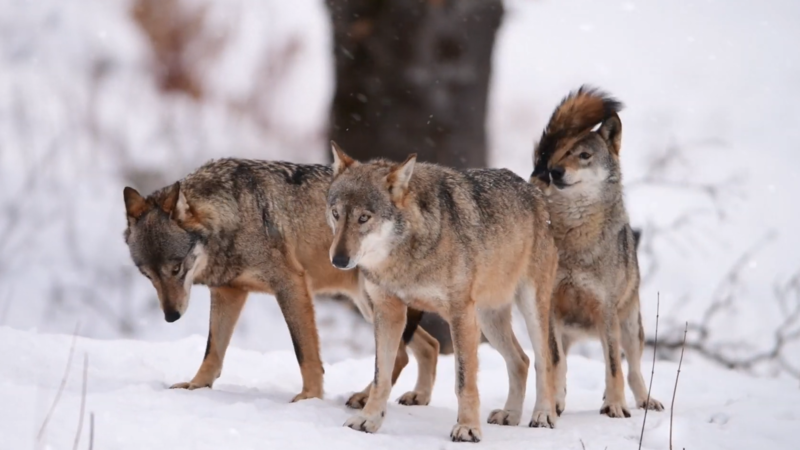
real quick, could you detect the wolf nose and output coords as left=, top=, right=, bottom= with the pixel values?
left=332, top=255, right=351, bottom=269
left=164, top=310, right=181, bottom=323
left=550, top=166, right=565, bottom=181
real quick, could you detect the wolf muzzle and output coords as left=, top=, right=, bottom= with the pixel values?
left=164, top=310, right=182, bottom=323
left=331, top=254, right=352, bottom=270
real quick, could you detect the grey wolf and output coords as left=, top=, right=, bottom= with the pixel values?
left=327, top=143, right=559, bottom=442
left=122, top=159, right=439, bottom=405
left=531, top=86, right=664, bottom=418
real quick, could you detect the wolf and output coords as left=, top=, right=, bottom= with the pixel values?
left=327, top=143, right=559, bottom=442
left=530, top=86, right=664, bottom=418
left=122, top=158, right=439, bottom=406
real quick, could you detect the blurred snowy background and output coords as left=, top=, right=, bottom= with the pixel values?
left=1, top=0, right=798, bottom=379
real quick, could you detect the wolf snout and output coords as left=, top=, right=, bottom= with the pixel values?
left=532, top=167, right=552, bottom=186
left=164, top=310, right=182, bottom=323
left=331, top=254, right=352, bottom=270
left=549, top=166, right=565, bottom=181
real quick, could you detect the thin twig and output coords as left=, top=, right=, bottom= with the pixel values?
left=38, top=322, right=80, bottom=442
left=670, top=322, right=688, bottom=450
left=89, top=412, right=95, bottom=450
left=580, top=439, right=586, bottom=450
left=639, top=294, right=659, bottom=450
left=73, top=354, right=88, bottom=450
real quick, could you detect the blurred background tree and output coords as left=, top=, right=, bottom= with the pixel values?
left=326, top=0, right=504, bottom=352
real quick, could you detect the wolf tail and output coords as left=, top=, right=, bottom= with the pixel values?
left=531, top=86, right=623, bottom=183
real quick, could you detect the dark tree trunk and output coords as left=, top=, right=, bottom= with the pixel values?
left=326, top=0, right=503, bottom=354
left=327, top=0, right=502, bottom=168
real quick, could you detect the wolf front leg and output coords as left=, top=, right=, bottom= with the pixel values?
left=346, top=307, right=435, bottom=408
left=449, top=301, right=483, bottom=442
left=275, top=273, right=325, bottom=402
left=346, top=340, right=409, bottom=409
left=171, top=287, right=248, bottom=390
left=599, top=308, right=630, bottom=418
left=345, top=289, right=407, bottom=434
left=620, top=297, right=664, bottom=411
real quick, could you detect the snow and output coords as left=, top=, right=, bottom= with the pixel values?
left=1, top=0, right=799, bottom=447
left=2, top=326, right=797, bottom=449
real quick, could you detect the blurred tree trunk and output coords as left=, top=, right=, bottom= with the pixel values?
left=326, top=0, right=504, bottom=353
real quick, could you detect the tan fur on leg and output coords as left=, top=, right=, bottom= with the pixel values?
left=478, top=305, right=529, bottom=427
left=398, top=327, right=438, bottom=406
left=621, top=301, right=664, bottom=411
left=599, top=312, right=630, bottom=418
left=344, top=292, right=406, bottom=433
left=448, top=303, right=482, bottom=442
left=274, top=273, right=324, bottom=402
left=516, top=282, right=557, bottom=428
left=346, top=340, right=409, bottom=409
left=171, top=287, right=247, bottom=390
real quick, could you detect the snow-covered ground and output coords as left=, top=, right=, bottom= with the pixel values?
left=1, top=0, right=799, bottom=448
left=3, top=327, right=797, bottom=450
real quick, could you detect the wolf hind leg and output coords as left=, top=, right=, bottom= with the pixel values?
left=516, top=281, right=557, bottom=429
left=599, top=307, right=630, bottom=418
left=171, top=286, right=247, bottom=390
left=478, top=304, right=529, bottom=427
left=398, top=326, right=439, bottom=406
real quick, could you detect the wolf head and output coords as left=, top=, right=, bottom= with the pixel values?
left=326, top=142, right=416, bottom=271
left=123, top=182, right=207, bottom=323
left=531, top=86, right=623, bottom=198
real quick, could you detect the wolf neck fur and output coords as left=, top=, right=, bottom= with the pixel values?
left=548, top=180, right=628, bottom=253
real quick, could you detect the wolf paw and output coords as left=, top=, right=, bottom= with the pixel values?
left=555, top=399, right=565, bottom=417
left=344, top=412, right=384, bottom=434
left=346, top=392, right=369, bottom=409
left=638, top=397, right=665, bottom=411
left=450, top=424, right=482, bottom=443
left=600, top=401, right=631, bottom=418
left=169, top=381, right=211, bottom=390
left=291, top=389, right=322, bottom=403
left=487, top=409, right=521, bottom=426
left=529, top=408, right=557, bottom=429
left=397, top=390, right=430, bottom=406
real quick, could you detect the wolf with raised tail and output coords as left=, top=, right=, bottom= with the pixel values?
left=531, top=86, right=664, bottom=418
left=327, top=143, right=559, bottom=442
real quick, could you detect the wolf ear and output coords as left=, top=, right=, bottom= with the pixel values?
left=159, top=182, right=191, bottom=221
left=123, top=187, right=149, bottom=223
left=331, top=141, right=357, bottom=178
left=598, top=113, right=622, bottom=155
left=160, top=182, right=181, bottom=215
left=386, top=154, right=417, bottom=204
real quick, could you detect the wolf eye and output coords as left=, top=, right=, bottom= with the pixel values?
left=358, top=214, right=370, bottom=224
left=331, top=209, right=339, bottom=220
left=579, top=152, right=592, bottom=160
left=171, top=264, right=182, bottom=276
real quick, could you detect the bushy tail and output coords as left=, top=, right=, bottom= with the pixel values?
left=532, top=86, right=623, bottom=181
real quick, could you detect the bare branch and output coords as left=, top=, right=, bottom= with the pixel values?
left=670, top=322, right=688, bottom=450
left=38, top=323, right=80, bottom=442
left=639, top=294, right=659, bottom=450
left=73, top=354, right=88, bottom=450
left=646, top=233, right=800, bottom=380
left=89, top=412, right=95, bottom=450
